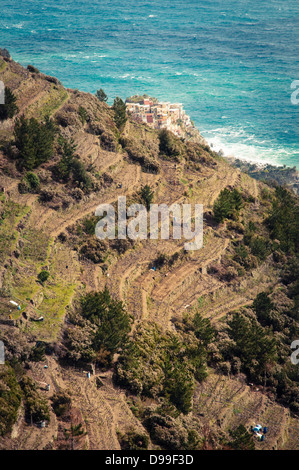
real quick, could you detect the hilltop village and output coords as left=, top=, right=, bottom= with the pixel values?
left=125, top=95, right=204, bottom=143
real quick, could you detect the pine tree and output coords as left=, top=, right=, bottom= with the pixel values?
left=140, top=184, right=154, bottom=211
left=0, top=87, right=18, bottom=120
left=112, top=97, right=127, bottom=129
left=163, top=360, right=194, bottom=414
left=14, top=115, right=56, bottom=169
left=227, top=313, right=277, bottom=380
left=213, top=188, right=243, bottom=223
left=253, top=292, right=273, bottom=326
left=80, top=288, right=132, bottom=360
left=57, top=137, right=76, bottom=181
left=14, top=116, right=36, bottom=169
left=96, top=88, right=108, bottom=102
left=193, top=312, right=215, bottom=348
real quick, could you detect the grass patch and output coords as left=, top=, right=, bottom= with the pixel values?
left=0, top=59, right=7, bottom=72
left=21, top=228, right=50, bottom=262
left=0, top=197, right=30, bottom=264
left=27, top=85, right=68, bottom=120
left=32, top=281, right=76, bottom=341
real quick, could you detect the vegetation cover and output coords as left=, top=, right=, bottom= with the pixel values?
left=0, top=56, right=298, bottom=450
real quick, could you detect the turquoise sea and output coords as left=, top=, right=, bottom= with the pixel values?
left=1, top=0, right=299, bottom=166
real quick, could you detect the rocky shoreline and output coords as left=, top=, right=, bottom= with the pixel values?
left=223, top=155, right=299, bottom=195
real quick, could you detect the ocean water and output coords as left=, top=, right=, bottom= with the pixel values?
left=1, top=0, right=298, bottom=167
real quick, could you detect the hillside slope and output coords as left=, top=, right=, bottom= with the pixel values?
left=0, top=54, right=298, bottom=451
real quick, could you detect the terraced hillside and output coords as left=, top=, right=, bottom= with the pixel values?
left=0, top=55, right=298, bottom=451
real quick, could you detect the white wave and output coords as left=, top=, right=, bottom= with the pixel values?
left=204, top=126, right=297, bottom=167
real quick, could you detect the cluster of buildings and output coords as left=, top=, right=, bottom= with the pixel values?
left=125, top=96, right=194, bottom=138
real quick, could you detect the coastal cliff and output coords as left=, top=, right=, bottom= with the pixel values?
left=0, top=54, right=298, bottom=450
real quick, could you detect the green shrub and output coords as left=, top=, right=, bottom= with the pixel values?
left=153, top=252, right=170, bottom=269
left=38, top=270, right=50, bottom=284
left=119, top=135, right=160, bottom=173
left=82, top=215, right=99, bottom=235
left=51, top=391, right=71, bottom=417
left=144, top=414, right=189, bottom=450
left=78, top=106, right=89, bottom=124
left=225, top=313, right=277, bottom=382
left=27, top=65, right=40, bottom=73
left=115, top=322, right=206, bottom=414
left=72, top=158, right=92, bottom=192
left=79, top=238, right=106, bottom=264
left=227, top=425, right=255, bottom=450
left=26, top=172, right=40, bottom=190
left=18, top=180, right=31, bottom=194
left=118, top=431, right=149, bottom=450
left=159, top=129, right=181, bottom=160
left=18, top=172, right=40, bottom=194
left=53, top=138, right=93, bottom=191
left=30, top=342, right=46, bottom=362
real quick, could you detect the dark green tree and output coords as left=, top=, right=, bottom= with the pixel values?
left=253, top=292, right=274, bottom=326
left=227, top=313, right=277, bottom=381
left=56, top=137, right=76, bottom=181
left=0, top=364, right=22, bottom=436
left=20, top=376, right=50, bottom=423
left=193, top=312, right=216, bottom=348
left=96, top=88, right=108, bottom=102
left=14, top=115, right=56, bottom=169
left=112, top=97, right=127, bottom=129
left=80, top=288, right=132, bottom=360
left=266, top=186, right=299, bottom=253
left=159, top=128, right=180, bottom=158
left=0, top=86, right=18, bottom=120
left=213, top=188, right=243, bottom=223
left=163, top=359, right=194, bottom=415
left=140, top=184, right=154, bottom=211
